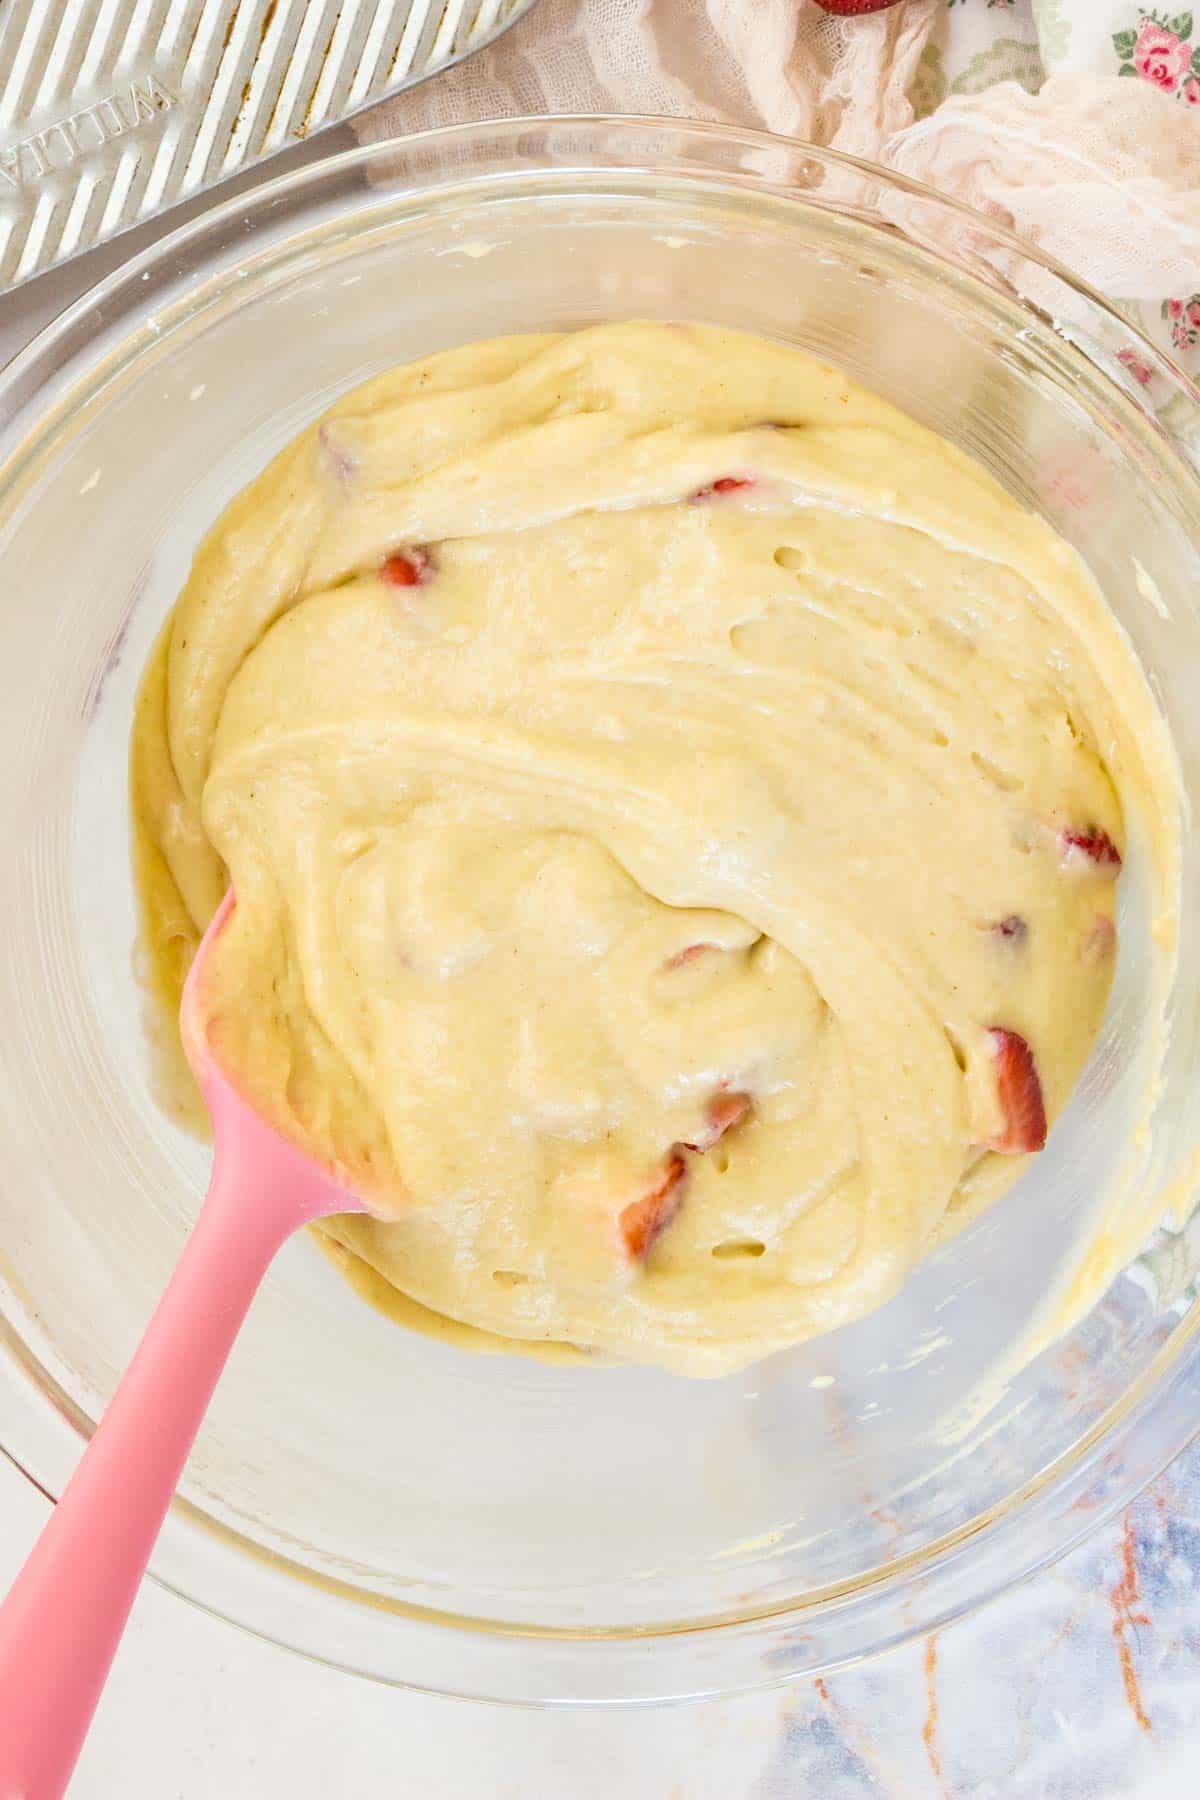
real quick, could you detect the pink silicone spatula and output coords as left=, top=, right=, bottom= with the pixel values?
left=0, top=891, right=367, bottom=1799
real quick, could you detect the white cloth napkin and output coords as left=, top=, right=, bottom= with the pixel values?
left=360, top=1, right=1200, bottom=380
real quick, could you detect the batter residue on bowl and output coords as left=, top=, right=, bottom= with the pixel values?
left=131, top=322, right=1175, bottom=1375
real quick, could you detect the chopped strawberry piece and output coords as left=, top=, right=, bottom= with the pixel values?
left=1060, top=826, right=1122, bottom=872
left=664, top=941, right=719, bottom=970
left=813, top=0, right=903, bottom=15
left=1082, top=913, right=1117, bottom=961
left=691, top=475, right=755, bottom=502
left=683, top=1090, right=752, bottom=1154
left=993, top=914, right=1027, bottom=943
left=619, top=1151, right=688, bottom=1260
left=982, top=1028, right=1047, bottom=1154
left=380, top=545, right=434, bottom=588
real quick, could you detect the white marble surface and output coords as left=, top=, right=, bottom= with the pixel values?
left=4, top=117, right=1200, bottom=1800
left=2, top=1443, right=1198, bottom=1797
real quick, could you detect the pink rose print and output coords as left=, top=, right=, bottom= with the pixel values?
left=1133, top=19, right=1194, bottom=91
left=1117, top=347, right=1154, bottom=386
left=1114, top=14, right=1200, bottom=100
left=1162, top=292, right=1200, bottom=353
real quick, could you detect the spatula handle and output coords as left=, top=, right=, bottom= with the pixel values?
left=0, top=1145, right=297, bottom=1800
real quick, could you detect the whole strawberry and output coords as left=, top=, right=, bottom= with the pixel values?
left=812, top=0, right=905, bottom=15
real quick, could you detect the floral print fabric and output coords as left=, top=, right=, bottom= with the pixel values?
left=906, top=1, right=1200, bottom=383
left=1113, top=11, right=1200, bottom=101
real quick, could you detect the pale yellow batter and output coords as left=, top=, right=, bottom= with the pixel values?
left=131, top=322, right=1175, bottom=1376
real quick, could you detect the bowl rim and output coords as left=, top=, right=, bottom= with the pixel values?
left=4, top=112, right=1197, bottom=417
left=1, top=110, right=1198, bottom=1704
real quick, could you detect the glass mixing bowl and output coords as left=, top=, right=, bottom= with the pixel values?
left=1, top=117, right=1199, bottom=1706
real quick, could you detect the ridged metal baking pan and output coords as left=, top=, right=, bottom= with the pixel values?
left=0, top=0, right=537, bottom=289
